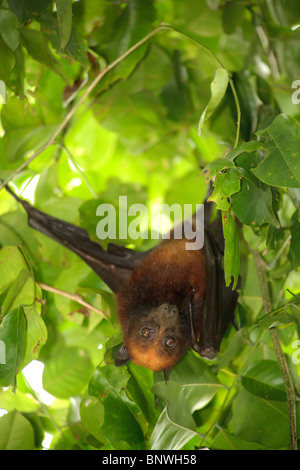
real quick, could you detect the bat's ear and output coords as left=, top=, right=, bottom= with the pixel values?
left=115, top=344, right=131, bottom=367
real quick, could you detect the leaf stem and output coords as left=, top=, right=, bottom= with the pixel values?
left=252, top=249, right=297, bottom=450
left=228, top=78, right=241, bottom=148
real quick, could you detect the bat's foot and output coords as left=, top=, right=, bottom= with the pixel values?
left=191, top=341, right=219, bottom=360
left=199, top=346, right=219, bottom=360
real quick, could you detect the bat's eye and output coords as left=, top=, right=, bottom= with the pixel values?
left=165, top=336, right=176, bottom=348
left=140, top=327, right=152, bottom=338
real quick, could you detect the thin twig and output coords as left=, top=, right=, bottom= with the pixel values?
left=228, top=78, right=241, bottom=148
left=38, top=282, right=108, bottom=320
left=252, top=249, right=297, bottom=450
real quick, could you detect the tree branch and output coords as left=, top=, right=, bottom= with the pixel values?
left=252, top=249, right=297, bottom=450
left=38, top=282, right=109, bottom=320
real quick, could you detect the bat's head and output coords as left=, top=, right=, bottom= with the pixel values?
left=115, top=303, right=190, bottom=371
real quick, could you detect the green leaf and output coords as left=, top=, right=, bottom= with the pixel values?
left=55, top=0, right=72, bottom=49
left=256, top=308, right=298, bottom=329
left=267, top=0, right=300, bottom=27
left=222, top=210, right=240, bottom=288
left=85, top=366, right=145, bottom=449
left=226, top=141, right=265, bottom=162
left=208, top=168, right=241, bottom=211
left=232, top=71, right=260, bottom=141
left=0, top=9, right=19, bottom=51
left=230, top=153, right=280, bottom=228
left=43, top=346, right=94, bottom=399
left=241, top=360, right=287, bottom=401
left=8, top=0, right=52, bottom=23
left=1, top=0, right=300, bottom=451
left=231, top=178, right=279, bottom=228
left=1, top=269, right=31, bottom=319
left=198, top=68, right=229, bottom=136
left=150, top=381, right=198, bottom=450
left=0, top=386, right=40, bottom=413
left=24, top=306, right=47, bottom=366
left=161, top=50, right=193, bottom=122
left=79, top=395, right=105, bottom=442
left=288, top=210, right=300, bottom=268
left=222, top=3, right=245, bottom=34
left=0, top=250, right=39, bottom=357
left=253, top=115, right=300, bottom=188
left=97, top=0, right=156, bottom=86
left=0, top=410, right=35, bottom=450
left=229, top=387, right=300, bottom=449
left=217, top=328, right=249, bottom=370
left=166, top=351, right=222, bottom=412
left=0, top=36, right=15, bottom=82
left=7, top=44, right=25, bottom=99
left=211, top=430, right=264, bottom=450
left=0, top=307, right=27, bottom=387
left=151, top=352, right=221, bottom=450
left=0, top=246, right=29, bottom=298
left=204, top=158, right=235, bottom=179
left=171, top=3, right=223, bottom=37
left=217, top=170, right=242, bottom=197
left=38, top=12, right=89, bottom=66
left=3, top=125, right=58, bottom=162
left=19, top=27, right=70, bottom=83
left=127, top=363, right=160, bottom=428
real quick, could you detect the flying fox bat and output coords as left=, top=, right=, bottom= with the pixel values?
left=5, top=185, right=238, bottom=374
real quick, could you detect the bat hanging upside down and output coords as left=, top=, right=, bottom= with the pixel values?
left=5, top=185, right=238, bottom=375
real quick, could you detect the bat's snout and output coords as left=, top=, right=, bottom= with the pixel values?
left=161, top=303, right=178, bottom=318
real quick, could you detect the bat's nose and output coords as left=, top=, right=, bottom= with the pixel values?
left=163, top=304, right=178, bottom=317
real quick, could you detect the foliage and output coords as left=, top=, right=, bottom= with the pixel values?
left=0, top=0, right=300, bottom=450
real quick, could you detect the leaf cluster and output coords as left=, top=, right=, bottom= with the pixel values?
left=0, top=0, right=300, bottom=451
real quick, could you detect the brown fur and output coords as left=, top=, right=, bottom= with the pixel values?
left=116, top=238, right=206, bottom=371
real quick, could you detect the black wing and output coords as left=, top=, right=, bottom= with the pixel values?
left=191, top=211, right=238, bottom=359
left=5, top=185, right=148, bottom=293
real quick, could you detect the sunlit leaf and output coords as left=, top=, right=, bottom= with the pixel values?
left=0, top=410, right=35, bottom=450
left=19, top=27, right=70, bottom=83
left=198, top=68, right=229, bottom=136
left=8, top=0, right=51, bottom=23
left=55, top=0, right=72, bottom=49
left=85, top=366, right=145, bottom=450
left=229, top=387, right=300, bottom=449
left=288, top=210, right=300, bottom=268
left=253, top=114, right=300, bottom=188
left=0, top=307, right=27, bottom=387
left=43, top=346, right=94, bottom=399
left=241, top=360, right=287, bottom=401
left=222, top=209, right=239, bottom=288
left=231, top=153, right=280, bottom=228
